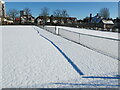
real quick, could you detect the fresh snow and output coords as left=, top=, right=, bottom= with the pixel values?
left=1, top=26, right=119, bottom=88
left=0, top=26, right=2, bottom=89
left=44, top=26, right=119, bottom=60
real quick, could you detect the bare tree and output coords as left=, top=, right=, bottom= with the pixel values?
left=23, top=8, right=31, bottom=15
left=23, top=8, right=31, bottom=23
left=53, top=9, right=62, bottom=24
left=53, top=9, right=62, bottom=17
left=40, top=7, right=49, bottom=24
left=61, top=9, right=69, bottom=17
left=53, top=9, right=69, bottom=24
left=99, top=8, right=110, bottom=19
left=7, top=9, right=19, bottom=22
left=61, top=10, right=69, bottom=24
left=53, top=9, right=69, bottom=17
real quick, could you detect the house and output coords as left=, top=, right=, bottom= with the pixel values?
left=52, top=17, right=77, bottom=25
left=0, top=0, right=16, bottom=25
left=14, top=17, right=20, bottom=24
left=20, top=10, right=35, bottom=25
left=35, top=16, right=77, bottom=25
left=36, top=16, right=50, bottom=25
left=90, top=13, right=114, bottom=30
left=67, top=17, right=77, bottom=24
left=102, top=20, right=114, bottom=29
left=77, top=19, right=83, bottom=24
left=0, top=0, right=6, bottom=24
left=113, top=18, right=120, bottom=28
left=20, top=15, right=35, bottom=24
left=113, top=18, right=120, bottom=32
left=82, top=17, right=90, bottom=23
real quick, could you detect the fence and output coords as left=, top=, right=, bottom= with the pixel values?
left=39, top=25, right=119, bottom=60
left=44, top=26, right=56, bottom=34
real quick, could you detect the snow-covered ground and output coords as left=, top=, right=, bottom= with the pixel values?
left=1, top=26, right=119, bottom=88
left=44, top=26, right=119, bottom=60
left=0, top=26, right=2, bottom=89
left=45, top=26, right=119, bottom=40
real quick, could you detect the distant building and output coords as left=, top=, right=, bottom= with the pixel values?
left=6, top=17, right=13, bottom=24
left=90, top=13, right=114, bottom=30
left=0, top=0, right=6, bottom=24
left=51, top=16, right=77, bottom=25
left=36, top=16, right=50, bottom=25
left=20, top=11, right=26, bottom=16
left=66, top=17, right=77, bottom=24
left=36, top=16, right=77, bottom=25
left=80, top=13, right=114, bottom=30
left=102, top=20, right=114, bottom=29
left=0, top=0, right=6, bottom=17
left=113, top=18, right=120, bottom=31
left=21, top=15, right=35, bottom=24
left=14, top=17, right=20, bottom=24
left=20, top=10, right=35, bottom=24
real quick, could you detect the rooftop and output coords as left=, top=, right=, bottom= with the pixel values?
left=102, top=20, right=114, bottom=24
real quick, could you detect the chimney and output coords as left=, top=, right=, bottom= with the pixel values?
left=90, top=13, right=92, bottom=23
left=96, top=13, right=99, bottom=17
left=50, top=15, right=53, bottom=24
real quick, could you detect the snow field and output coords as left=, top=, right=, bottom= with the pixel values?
left=34, top=26, right=119, bottom=88
left=44, top=26, right=56, bottom=34
left=0, top=26, right=2, bottom=89
left=35, top=26, right=118, bottom=76
left=1, top=25, right=119, bottom=88
left=2, top=26, right=80, bottom=88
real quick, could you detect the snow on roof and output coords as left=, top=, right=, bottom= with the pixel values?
left=8, top=20, right=13, bottom=23
left=102, top=20, right=114, bottom=24
left=3, top=18, right=7, bottom=21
